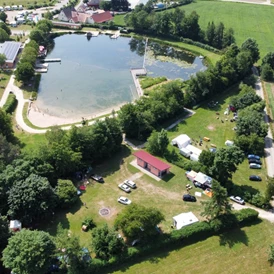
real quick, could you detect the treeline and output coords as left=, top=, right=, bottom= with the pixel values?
left=185, top=38, right=260, bottom=106
left=119, top=80, right=185, bottom=140
left=261, top=52, right=274, bottom=81
left=125, top=4, right=235, bottom=50
left=0, top=22, right=11, bottom=42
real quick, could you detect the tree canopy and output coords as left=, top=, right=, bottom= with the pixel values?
left=15, top=61, right=35, bottom=83
left=91, top=224, right=126, bottom=260
left=55, top=179, right=78, bottom=208
left=147, top=129, right=169, bottom=156
left=2, top=229, right=55, bottom=274
left=114, top=204, right=165, bottom=239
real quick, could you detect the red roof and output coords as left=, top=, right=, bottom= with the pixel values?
left=134, top=151, right=171, bottom=171
left=92, top=11, right=113, bottom=23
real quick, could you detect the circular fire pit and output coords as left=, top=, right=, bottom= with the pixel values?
left=99, top=207, right=110, bottom=216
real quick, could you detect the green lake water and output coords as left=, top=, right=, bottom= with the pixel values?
left=36, top=34, right=206, bottom=119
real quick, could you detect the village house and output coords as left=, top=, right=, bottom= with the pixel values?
left=0, top=41, right=22, bottom=68
left=58, top=6, right=113, bottom=24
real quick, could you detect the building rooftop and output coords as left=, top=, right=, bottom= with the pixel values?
left=134, top=150, right=171, bottom=171
left=0, top=41, right=21, bottom=63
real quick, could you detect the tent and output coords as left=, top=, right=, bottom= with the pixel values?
left=194, top=172, right=212, bottom=186
left=173, top=212, right=199, bottom=230
left=225, top=140, right=234, bottom=146
left=190, top=154, right=199, bottom=162
left=10, top=220, right=22, bottom=231
left=171, top=134, right=191, bottom=149
left=185, top=144, right=202, bottom=156
left=179, top=147, right=191, bottom=158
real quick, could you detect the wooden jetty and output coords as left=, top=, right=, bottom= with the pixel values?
left=42, top=58, right=61, bottom=62
left=130, top=68, right=147, bottom=97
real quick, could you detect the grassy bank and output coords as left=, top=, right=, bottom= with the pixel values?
left=111, top=220, right=274, bottom=274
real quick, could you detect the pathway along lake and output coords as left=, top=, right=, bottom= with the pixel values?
left=36, top=34, right=206, bottom=119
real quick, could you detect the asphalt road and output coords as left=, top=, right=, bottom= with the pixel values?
left=252, top=66, right=274, bottom=177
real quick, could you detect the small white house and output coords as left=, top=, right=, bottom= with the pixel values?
left=171, top=134, right=191, bottom=149
left=225, top=140, right=234, bottom=146
left=173, top=212, right=199, bottom=230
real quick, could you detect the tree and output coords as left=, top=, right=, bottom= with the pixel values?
left=15, top=62, right=35, bottom=83
left=222, top=28, right=235, bottom=48
left=2, top=229, right=55, bottom=274
left=147, top=129, right=169, bottom=156
left=261, top=63, right=273, bottom=81
left=7, top=174, right=57, bottom=224
left=201, top=181, right=232, bottom=220
left=36, top=19, right=53, bottom=34
left=0, top=53, right=6, bottom=68
left=241, top=38, right=260, bottom=64
left=0, top=22, right=11, bottom=35
left=44, top=11, right=53, bottom=20
left=210, top=146, right=245, bottom=183
left=0, top=28, right=8, bottom=42
left=0, top=108, right=14, bottom=142
left=0, top=11, right=7, bottom=23
left=262, top=52, right=274, bottom=69
left=29, top=29, right=45, bottom=44
left=114, top=204, right=164, bottom=240
left=25, top=40, right=39, bottom=51
left=100, top=0, right=112, bottom=10
left=55, top=179, right=78, bottom=208
left=199, top=150, right=215, bottom=168
left=20, top=47, right=38, bottom=66
left=265, top=178, right=274, bottom=202
left=91, top=224, right=126, bottom=260
left=0, top=215, right=10, bottom=250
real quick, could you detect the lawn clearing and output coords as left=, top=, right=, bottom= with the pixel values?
left=113, top=14, right=127, bottom=26
left=264, top=82, right=274, bottom=131
left=0, top=0, right=56, bottom=8
left=0, top=71, right=12, bottom=99
left=179, top=1, right=274, bottom=61
left=111, top=220, right=274, bottom=274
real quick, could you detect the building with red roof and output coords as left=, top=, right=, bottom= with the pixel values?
left=91, top=11, right=113, bottom=24
left=134, top=151, right=171, bottom=177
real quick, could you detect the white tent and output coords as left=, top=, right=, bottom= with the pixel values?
left=173, top=212, right=199, bottom=230
left=179, top=147, right=191, bottom=158
left=185, top=144, right=202, bottom=156
left=171, top=134, right=191, bottom=148
left=9, top=220, right=22, bottom=231
left=190, top=154, right=199, bottom=162
left=194, top=172, right=212, bottom=185
left=225, top=140, right=234, bottom=146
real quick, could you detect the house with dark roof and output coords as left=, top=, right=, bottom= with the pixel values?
left=77, top=3, right=88, bottom=13
left=0, top=41, right=22, bottom=68
left=58, top=6, right=76, bottom=22
left=134, top=151, right=171, bottom=177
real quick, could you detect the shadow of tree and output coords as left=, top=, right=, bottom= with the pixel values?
left=219, top=227, right=249, bottom=248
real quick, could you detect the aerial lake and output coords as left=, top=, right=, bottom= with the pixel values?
left=36, top=34, right=206, bottom=119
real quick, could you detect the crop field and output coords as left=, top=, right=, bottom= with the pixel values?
left=111, top=220, right=274, bottom=274
left=180, top=1, right=274, bottom=61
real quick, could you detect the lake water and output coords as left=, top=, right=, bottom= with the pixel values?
left=36, top=34, right=206, bottom=119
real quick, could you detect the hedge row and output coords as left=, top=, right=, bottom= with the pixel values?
left=86, top=209, right=259, bottom=273
left=3, top=93, right=17, bottom=114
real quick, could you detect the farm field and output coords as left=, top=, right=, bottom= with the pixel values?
left=180, top=1, right=274, bottom=61
left=110, top=220, right=274, bottom=274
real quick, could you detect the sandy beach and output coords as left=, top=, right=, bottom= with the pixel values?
left=28, top=101, right=127, bottom=128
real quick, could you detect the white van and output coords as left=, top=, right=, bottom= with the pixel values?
left=19, top=5, right=23, bottom=10
left=5, top=6, right=11, bottom=11
left=124, top=179, right=136, bottom=189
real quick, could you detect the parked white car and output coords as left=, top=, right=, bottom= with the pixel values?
left=230, top=196, right=245, bottom=205
left=124, top=179, right=136, bottom=189
left=117, top=196, right=131, bottom=205
left=118, top=183, right=131, bottom=193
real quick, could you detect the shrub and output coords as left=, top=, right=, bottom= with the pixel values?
left=3, top=93, right=17, bottom=114
left=234, top=208, right=259, bottom=224
left=82, top=217, right=96, bottom=231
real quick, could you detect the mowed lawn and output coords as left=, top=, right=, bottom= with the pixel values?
left=111, top=220, right=274, bottom=274
left=180, top=1, right=274, bottom=61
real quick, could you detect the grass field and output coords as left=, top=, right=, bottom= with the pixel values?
left=110, top=220, right=274, bottom=274
left=179, top=1, right=274, bottom=61
left=0, top=0, right=56, bottom=8
left=264, top=82, right=274, bottom=131
left=0, top=71, right=12, bottom=99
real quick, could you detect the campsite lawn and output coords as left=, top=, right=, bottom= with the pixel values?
left=110, top=219, right=274, bottom=274
left=179, top=1, right=274, bottom=61
left=166, top=85, right=268, bottom=192
left=41, top=145, right=210, bottom=245
left=264, top=82, right=274, bottom=132
left=0, top=0, right=56, bottom=8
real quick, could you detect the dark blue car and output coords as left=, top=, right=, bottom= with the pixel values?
left=248, top=154, right=260, bottom=160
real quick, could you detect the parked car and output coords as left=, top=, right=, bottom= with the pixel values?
left=123, top=179, right=136, bottom=189
left=248, top=159, right=262, bottom=165
left=230, top=196, right=245, bottom=205
left=117, top=196, right=131, bottom=205
left=118, top=183, right=131, bottom=193
left=90, top=174, right=104, bottom=183
left=249, top=175, right=262, bottom=181
left=182, top=194, right=196, bottom=202
left=249, top=163, right=261, bottom=169
left=247, top=154, right=260, bottom=160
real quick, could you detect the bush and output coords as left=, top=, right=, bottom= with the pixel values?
left=234, top=208, right=259, bottom=224
left=3, top=93, right=17, bottom=114
left=82, top=217, right=96, bottom=231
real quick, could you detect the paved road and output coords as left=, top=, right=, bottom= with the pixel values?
left=232, top=202, right=274, bottom=223
left=252, top=67, right=274, bottom=177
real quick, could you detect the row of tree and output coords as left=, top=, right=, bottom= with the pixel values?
left=119, top=80, right=185, bottom=140
left=125, top=5, right=235, bottom=50
left=261, top=52, right=274, bottom=81
left=185, top=39, right=259, bottom=106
